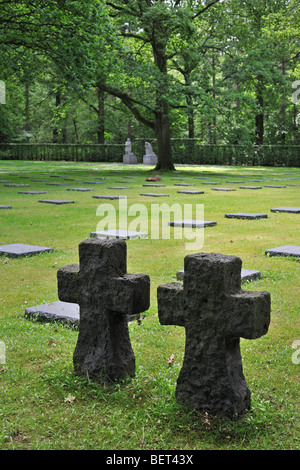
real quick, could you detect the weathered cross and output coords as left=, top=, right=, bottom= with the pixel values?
left=157, top=252, right=271, bottom=418
left=57, top=238, right=150, bottom=384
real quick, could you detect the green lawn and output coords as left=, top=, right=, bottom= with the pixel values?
left=0, top=160, right=299, bottom=450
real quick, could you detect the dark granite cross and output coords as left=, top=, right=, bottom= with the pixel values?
left=157, top=252, right=271, bottom=418
left=57, top=238, right=150, bottom=384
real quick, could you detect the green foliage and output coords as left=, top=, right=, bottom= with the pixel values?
left=0, top=0, right=299, bottom=160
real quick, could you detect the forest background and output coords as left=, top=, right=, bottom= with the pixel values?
left=0, top=0, right=299, bottom=169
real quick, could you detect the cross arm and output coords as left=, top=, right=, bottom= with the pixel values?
left=57, top=264, right=81, bottom=304
left=157, top=282, right=186, bottom=327
left=109, top=273, right=150, bottom=315
left=225, top=290, right=271, bottom=339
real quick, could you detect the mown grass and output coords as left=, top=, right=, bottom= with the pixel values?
left=0, top=160, right=299, bottom=450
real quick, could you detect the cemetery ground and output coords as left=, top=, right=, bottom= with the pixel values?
left=0, top=160, right=299, bottom=451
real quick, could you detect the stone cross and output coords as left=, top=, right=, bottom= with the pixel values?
left=57, top=238, right=150, bottom=384
left=157, top=252, right=271, bottom=418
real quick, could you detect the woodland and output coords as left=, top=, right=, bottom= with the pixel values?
left=0, top=0, right=299, bottom=169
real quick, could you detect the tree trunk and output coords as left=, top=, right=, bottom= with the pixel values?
left=97, top=86, right=105, bottom=160
left=154, top=104, right=174, bottom=170
left=24, top=82, right=31, bottom=141
left=153, top=39, right=175, bottom=171
left=97, top=87, right=105, bottom=145
left=255, top=79, right=264, bottom=145
left=53, top=89, right=60, bottom=143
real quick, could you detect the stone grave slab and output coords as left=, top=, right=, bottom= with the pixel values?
left=225, top=213, right=268, bottom=220
left=169, top=219, right=217, bottom=228
left=177, top=190, right=204, bottom=194
left=270, top=207, right=300, bottom=214
left=140, top=193, right=169, bottom=197
left=82, top=181, right=105, bottom=184
left=18, top=191, right=48, bottom=195
left=226, top=181, right=245, bottom=184
left=142, top=184, right=166, bottom=187
left=0, top=205, right=12, bottom=209
left=241, top=269, right=261, bottom=282
left=108, top=186, right=132, bottom=190
left=265, top=185, right=286, bottom=188
left=239, top=186, right=262, bottom=190
left=25, top=301, right=79, bottom=326
left=38, top=199, right=75, bottom=205
left=0, top=243, right=53, bottom=258
left=211, top=187, right=236, bottom=191
left=158, top=252, right=270, bottom=418
left=0, top=180, right=13, bottom=183
left=265, top=245, right=300, bottom=258
left=46, top=183, right=70, bottom=186
left=176, top=268, right=261, bottom=282
left=4, top=183, right=30, bottom=187
left=92, top=195, right=125, bottom=200
left=57, top=238, right=150, bottom=384
left=174, top=183, right=195, bottom=187
left=67, top=188, right=94, bottom=192
left=200, top=181, right=220, bottom=185
left=90, top=229, right=148, bottom=239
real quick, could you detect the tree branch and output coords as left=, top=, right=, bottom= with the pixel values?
left=193, top=0, right=221, bottom=20
left=98, top=84, right=155, bottom=130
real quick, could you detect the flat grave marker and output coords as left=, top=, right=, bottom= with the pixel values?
left=4, top=183, right=30, bottom=187
left=265, top=245, right=300, bottom=258
left=200, top=181, right=220, bottom=185
left=140, top=193, right=169, bottom=197
left=92, top=195, right=126, bottom=200
left=0, top=243, right=53, bottom=258
left=270, top=207, right=300, bottom=214
left=211, top=187, right=236, bottom=191
left=226, top=181, right=245, bottom=184
left=177, top=190, right=204, bottom=194
left=174, top=183, right=195, bottom=187
left=176, top=268, right=261, bottom=282
left=225, top=213, right=268, bottom=220
left=265, top=185, right=286, bottom=188
left=0, top=205, right=12, bottom=209
left=90, top=229, right=148, bottom=239
left=82, top=181, right=105, bottom=185
left=142, top=184, right=166, bottom=187
left=38, top=199, right=75, bottom=205
left=18, top=191, right=48, bottom=195
left=25, top=301, right=79, bottom=326
left=169, top=219, right=217, bottom=228
left=67, top=188, right=94, bottom=192
left=239, top=186, right=262, bottom=190
left=108, top=186, right=132, bottom=190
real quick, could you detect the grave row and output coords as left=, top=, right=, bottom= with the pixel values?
left=1, top=170, right=299, bottom=207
